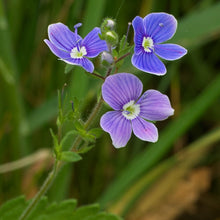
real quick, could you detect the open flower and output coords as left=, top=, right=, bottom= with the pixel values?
left=132, top=13, right=187, bottom=75
left=100, top=73, right=174, bottom=148
left=44, top=23, right=108, bottom=73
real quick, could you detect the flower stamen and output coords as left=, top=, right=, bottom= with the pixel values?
left=142, top=36, right=154, bottom=53
left=70, top=46, right=87, bottom=59
left=122, top=100, right=140, bottom=120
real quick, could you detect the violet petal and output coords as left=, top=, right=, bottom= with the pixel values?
left=81, top=27, right=108, bottom=58
left=102, top=73, right=143, bottom=110
left=131, top=51, right=166, bottom=75
left=132, top=16, right=146, bottom=54
left=132, top=117, right=158, bottom=142
left=154, top=43, right=187, bottom=60
left=143, top=13, right=177, bottom=44
left=100, top=111, right=132, bottom=148
left=62, top=57, right=94, bottom=73
left=44, top=39, right=70, bottom=59
left=137, top=89, right=174, bottom=121
left=48, top=23, right=82, bottom=51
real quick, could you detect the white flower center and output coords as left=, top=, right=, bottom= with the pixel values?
left=70, top=46, right=87, bottom=59
left=122, top=100, right=140, bottom=120
left=142, top=36, right=154, bottom=53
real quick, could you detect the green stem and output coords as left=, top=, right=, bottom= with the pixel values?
left=91, top=72, right=105, bottom=80
left=19, top=160, right=59, bottom=220
left=115, top=52, right=131, bottom=64
left=19, top=65, right=112, bottom=219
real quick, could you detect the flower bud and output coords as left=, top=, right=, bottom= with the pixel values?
left=105, top=31, right=118, bottom=46
left=101, top=18, right=116, bottom=32
left=101, top=51, right=114, bottom=67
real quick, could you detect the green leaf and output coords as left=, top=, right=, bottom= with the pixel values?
left=71, top=204, right=99, bottom=219
left=119, top=35, right=128, bottom=52
left=60, top=130, right=78, bottom=149
left=88, top=128, right=104, bottom=139
left=0, top=196, right=121, bottom=219
left=49, top=128, right=61, bottom=154
left=60, top=151, right=82, bottom=163
left=112, top=48, right=118, bottom=58
left=74, top=120, right=85, bottom=132
left=88, top=212, right=122, bottom=220
left=0, top=196, right=27, bottom=219
left=78, top=145, right=95, bottom=154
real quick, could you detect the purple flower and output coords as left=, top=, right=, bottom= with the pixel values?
left=44, top=23, right=108, bottom=73
left=132, top=13, right=187, bottom=75
left=100, top=73, right=174, bottom=148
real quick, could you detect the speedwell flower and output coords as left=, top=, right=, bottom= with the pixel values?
left=132, top=12, right=187, bottom=75
left=100, top=73, right=174, bottom=148
left=44, top=23, right=108, bottom=73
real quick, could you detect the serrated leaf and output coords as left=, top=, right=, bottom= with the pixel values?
left=71, top=204, right=99, bottom=219
left=0, top=196, right=27, bottom=219
left=0, top=196, right=121, bottom=220
left=60, top=151, right=82, bottom=163
left=87, top=212, right=122, bottom=220
left=27, top=197, right=48, bottom=220
left=64, top=64, right=74, bottom=74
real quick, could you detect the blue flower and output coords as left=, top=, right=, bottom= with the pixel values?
left=100, top=73, right=174, bottom=148
left=44, top=23, right=108, bottom=73
left=132, top=13, right=187, bottom=75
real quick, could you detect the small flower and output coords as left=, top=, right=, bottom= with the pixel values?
left=132, top=13, right=187, bottom=75
left=100, top=73, right=174, bottom=148
left=44, top=22, right=108, bottom=73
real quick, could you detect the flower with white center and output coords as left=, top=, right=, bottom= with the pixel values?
left=132, top=12, right=187, bottom=75
left=44, top=22, right=108, bottom=73
left=100, top=73, right=174, bottom=148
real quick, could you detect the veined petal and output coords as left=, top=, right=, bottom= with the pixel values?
left=102, top=73, right=143, bottom=110
left=131, top=51, right=166, bottom=75
left=100, top=111, right=132, bottom=148
left=137, top=90, right=174, bottom=121
left=81, top=27, right=108, bottom=57
left=62, top=57, right=94, bottom=73
left=154, top=43, right=187, bottom=60
left=44, top=39, right=70, bottom=59
left=132, top=117, right=158, bottom=142
left=132, top=16, right=146, bottom=54
left=143, top=13, right=177, bottom=43
left=48, top=23, right=82, bottom=51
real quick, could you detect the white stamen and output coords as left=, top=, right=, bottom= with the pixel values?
left=70, top=46, right=87, bottom=59
left=142, top=36, right=154, bottom=53
left=122, top=100, right=140, bottom=120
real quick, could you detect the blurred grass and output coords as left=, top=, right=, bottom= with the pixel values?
left=0, top=0, right=220, bottom=219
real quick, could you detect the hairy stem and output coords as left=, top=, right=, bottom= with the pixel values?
left=115, top=52, right=131, bottom=63
left=19, top=67, right=112, bottom=219
left=19, top=160, right=59, bottom=220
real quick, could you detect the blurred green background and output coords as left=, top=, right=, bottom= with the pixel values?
left=0, top=0, right=220, bottom=219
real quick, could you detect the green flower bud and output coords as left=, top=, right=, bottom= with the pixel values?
left=101, top=51, right=114, bottom=67
left=105, top=30, right=118, bottom=46
left=101, top=18, right=116, bottom=32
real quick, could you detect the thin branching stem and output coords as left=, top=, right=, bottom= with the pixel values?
left=115, top=52, right=131, bottom=64
left=91, top=72, right=105, bottom=80
left=19, top=66, right=113, bottom=220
